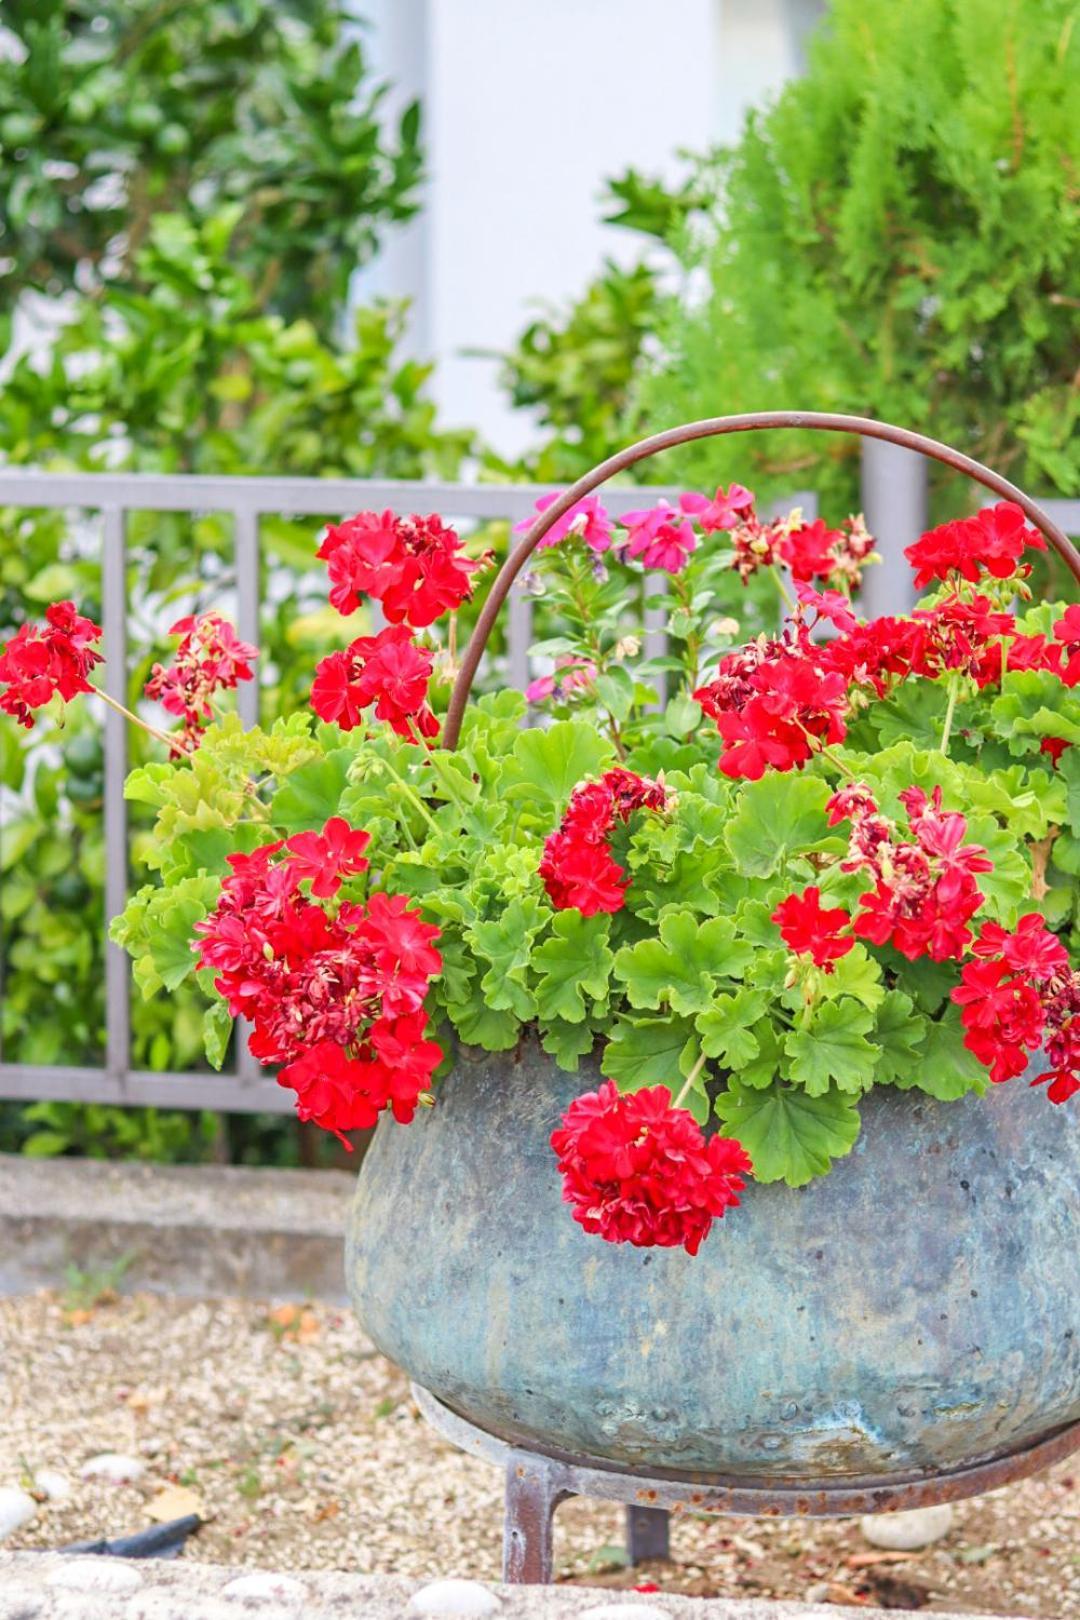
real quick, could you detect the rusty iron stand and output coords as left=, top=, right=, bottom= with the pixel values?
left=413, top=1384, right=1080, bottom=1586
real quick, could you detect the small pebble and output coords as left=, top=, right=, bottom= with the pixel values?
left=860, top=1502, right=954, bottom=1550
left=222, top=1571, right=308, bottom=1602
left=34, top=1469, right=71, bottom=1502
left=409, top=1578, right=501, bottom=1618
left=0, top=1487, right=36, bottom=1540
left=80, top=1452, right=146, bottom=1484
left=579, top=1606, right=670, bottom=1620
left=46, top=1557, right=143, bottom=1592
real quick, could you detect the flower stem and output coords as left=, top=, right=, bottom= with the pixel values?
left=376, top=752, right=441, bottom=835
left=673, top=1050, right=708, bottom=1111
left=939, top=678, right=960, bottom=756
left=88, top=683, right=187, bottom=753
left=406, top=719, right=473, bottom=812
left=771, top=566, right=797, bottom=613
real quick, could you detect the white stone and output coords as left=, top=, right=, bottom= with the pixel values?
left=408, top=1579, right=502, bottom=1619
left=860, top=1502, right=954, bottom=1550
left=0, top=1486, right=36, bottom=1540
left=579, top=1607, right=670, bottom=1620
left=34, top=1469, right=72, bottom=1501
left=221, top=1572, right=308, bottom=1603
left=80, top=1452, right=146, bottom=1484
left=47, top=1557, right=144, bottom=1592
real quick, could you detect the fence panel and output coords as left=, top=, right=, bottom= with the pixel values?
left=5, top=466, right=1073, bottom=1115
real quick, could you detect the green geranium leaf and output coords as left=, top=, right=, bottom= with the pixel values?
left=990, top=671, right=1080, bottom=756
left=899, top=1009, right=989, bottom=1099
left=695, top=989, right=767, bottom=1068
left=725, top=773, right=838, bottom=877
left=871, top=682, right=950, bottom=752
left=533, top=912, right=614, bottom=1024
left=271, top=748, right=354, bottom=833
left=509, top=721, right=614, bottom=810
left=613, top=912, right=751, bottom=1015
left=784, top=998, right=880, bottom=1095
left=602, top=1014, right=697, bottom=1090
left=447, top=995, right=520, bottom=1051
left=820, top=942, right=886, bottom=1010
left=714, top=1078, right=862, bottom=1187
left=203, top=1001, right=233, bottom=1071
left=872, top=990, right=928, bottom=1084
left=539, top=1019, right=597, bottom=1071
left=468, top=897, right=547, bottom=1020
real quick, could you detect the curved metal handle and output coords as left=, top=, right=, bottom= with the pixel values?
left=443, top=411, right=1080, bottom=749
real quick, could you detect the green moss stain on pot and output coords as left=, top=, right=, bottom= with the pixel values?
left=346, top=1035, right=1079, bottom=1481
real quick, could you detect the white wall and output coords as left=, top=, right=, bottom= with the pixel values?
left=356, top=0, right=823, bottom=455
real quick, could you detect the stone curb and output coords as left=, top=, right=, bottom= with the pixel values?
left=0, top=1154, right=354, bottom=1302
left=0, top=1555, right=1029, bottom=1620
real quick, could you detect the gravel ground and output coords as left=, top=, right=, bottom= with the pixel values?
left=1, top=1291, right=1077, bottom=1615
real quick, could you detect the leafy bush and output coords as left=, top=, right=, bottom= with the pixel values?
left=640, top=0, right=1080, bottom=509
left=0, top=0, right=422, bottom=327
left=0, top=2, right=466, bottom=1159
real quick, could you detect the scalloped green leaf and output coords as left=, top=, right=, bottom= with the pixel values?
left=725, top=773, right=838, bottom=877
left=270, top=748, right=354, bottom=833
left=602, top=1014, right=697, bottom=1090
left=613, top=911, right=750, bottom=1015
left=784, top=998, right=880, bottom=1095
left=871, top=990, right=928, bottom=1085
left=714, top=1078, right=862, bottom=1186
left=539, top=1019, right=597, bottom=1072
left=695, top=989, right=766, bottom=1068
left=533, top=912, right=614, bottom=1024
left=509, top=721, right=615, bottom=810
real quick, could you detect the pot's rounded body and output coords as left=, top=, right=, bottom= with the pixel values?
left=346, top=1039, right=1079, bottom=1482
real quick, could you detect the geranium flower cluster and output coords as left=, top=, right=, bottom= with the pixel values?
left=550, top=1080, right=752, bottom=1255
left=771, top=886, right=854, bottom=972
left=693, top=621, right=849, bottom=781
left=311, top=624, right=438, bottom=739
left=145, top=613, right=257, bottom=753
left=194, top=817, right=443, bottom=1143
left=515, top=484, right=876, bottom=587
left=539, top=768, right=667, bottom=915
left=318, top=509, right=486, bottom=628
left=904, top=503, right=1046, bottom=590
left=827, top=783, right=992, bottom=962
left=524, top=654, right=598, bottom=706
left=0, top=601, right=103, bottom=728
left=953, top=916, right=1080, bottom=1103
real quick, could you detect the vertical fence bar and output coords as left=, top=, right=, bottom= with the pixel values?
left=234, top=505, right=260, bottom=730
left=232, top=502, right=262, bottom=1084
left=507, top=587, right=533, bottom=700
left=102, top=507, right=131, bottom=1087
left=642, top=572, right=668, bottom=708
left=859, top=440, right=928, bottom=618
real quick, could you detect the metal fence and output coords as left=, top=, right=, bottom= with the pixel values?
left=0, top=464, right=1076, bottom=1117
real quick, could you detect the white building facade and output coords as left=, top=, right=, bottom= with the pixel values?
left=355, top=0, right=825, bottom=456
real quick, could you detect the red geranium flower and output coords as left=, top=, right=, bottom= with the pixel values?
left=772, top=886, right=854, bottom=971
left=0, top=601, right=104, bottom=728
left=551, top=1081, right=752, bottom=1256
left=539, top=769, right=667, bottom=915
left=904, top=502, right=1045, bottom=590
left=193, top=827, right=443, bottom=1143
left=310, top=625, right=437, bottom=739
left=285, top=817, right=371, bottom=899
left=145, top=612, right=257, bottom=752
left=318, top=510, right=485, bottom=628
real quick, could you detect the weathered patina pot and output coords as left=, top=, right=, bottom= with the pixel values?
left=347, top=1035, right=1079, bottom=1482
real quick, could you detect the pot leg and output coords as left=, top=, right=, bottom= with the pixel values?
left=625, top=1504, right=671, bottom=1565
left=503, top=1449, right=573, bottom=1584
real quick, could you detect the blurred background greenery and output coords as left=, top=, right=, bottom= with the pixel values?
left=0, top=0, right=1076, bottom=1163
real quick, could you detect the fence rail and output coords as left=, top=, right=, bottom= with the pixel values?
left=0, top=464, right=1076, bottom=1116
